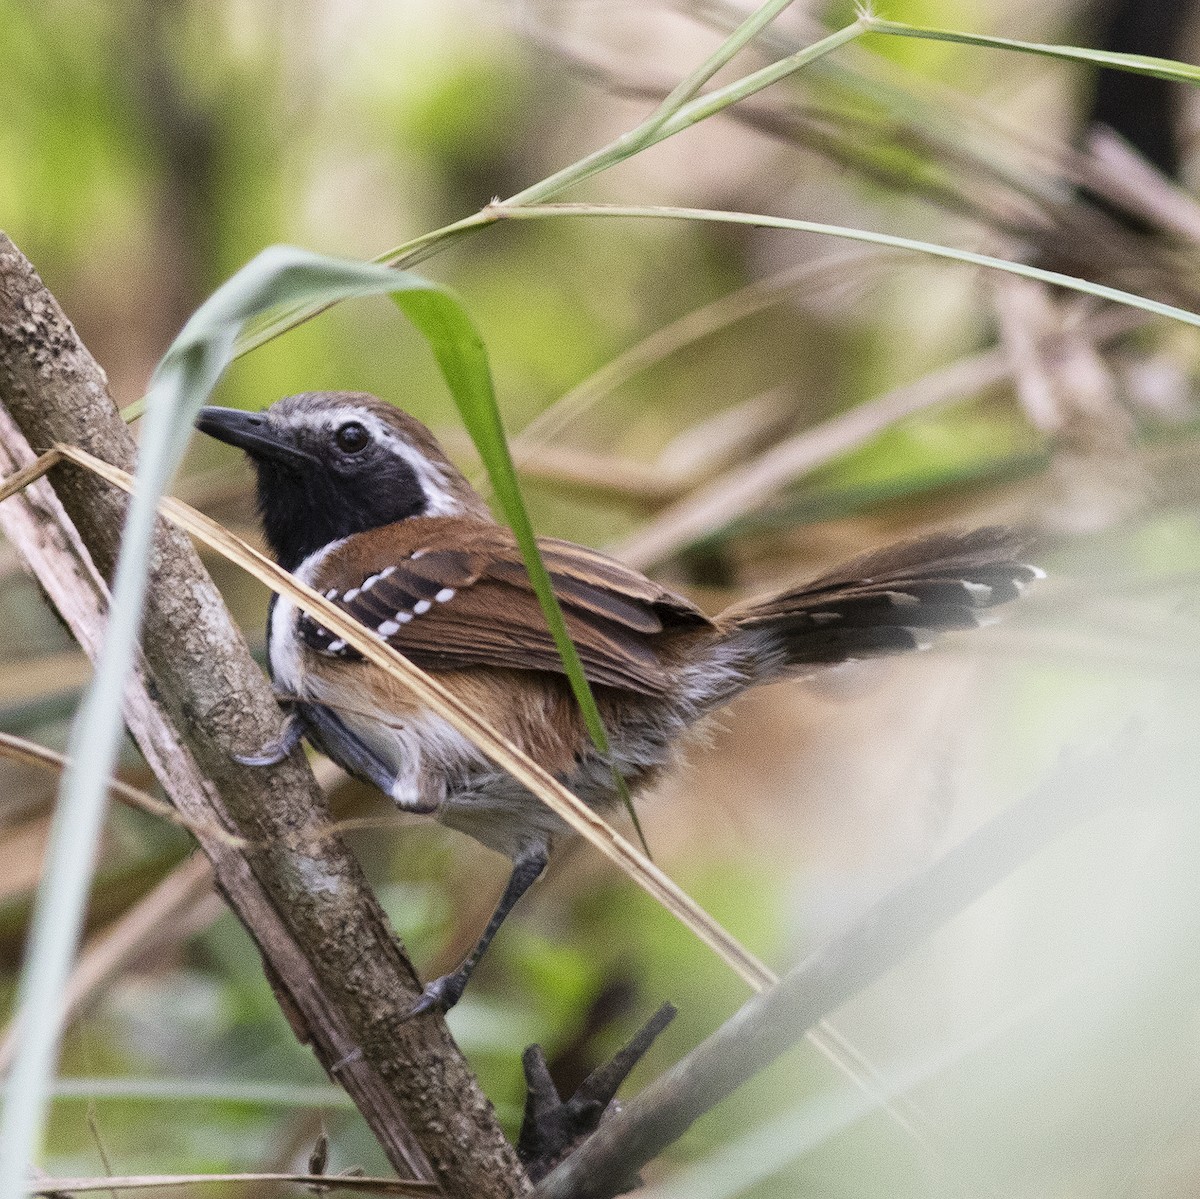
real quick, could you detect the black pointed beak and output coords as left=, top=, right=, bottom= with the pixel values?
left=195, top=406, right=316, bottom=467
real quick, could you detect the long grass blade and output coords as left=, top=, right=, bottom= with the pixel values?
left=0, top=450, right=60, bottom=505
left=0, top=245, right=635, bottom=1199
left=487, top=203, right=1200, bottom=331
left=392, top=289, right=650, bottom=850
left=863, top=14, right=1200, bottom=85
left=50, top=1077, right=354, bottom=1108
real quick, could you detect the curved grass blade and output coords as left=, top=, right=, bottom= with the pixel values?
left=488, top=203, right=1200, bottom=331
left=54, top=443, right=775, bottom=996
left=862, top=14, right=1200, bottom=85
left=375, top=289, right=650, bottom=852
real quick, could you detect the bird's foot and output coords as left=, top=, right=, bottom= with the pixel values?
left=404, top=970, right=468, bottom=1019
left=235, top=711, right=304, bottom=767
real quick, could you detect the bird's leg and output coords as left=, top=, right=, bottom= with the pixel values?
left=234, top=699, right=304, bottom=767
left=291, top=703, right=439, bottom=813
left=406, top=842, right=549, bottom=1018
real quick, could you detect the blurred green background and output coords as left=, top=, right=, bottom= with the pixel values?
left=5, top=0, right=1200, bottom=1195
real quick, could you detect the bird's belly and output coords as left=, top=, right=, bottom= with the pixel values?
left=300, top=658, right=699, bottom=858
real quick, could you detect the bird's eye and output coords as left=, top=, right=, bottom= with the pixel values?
left=335, top=422, right=369, bottom=454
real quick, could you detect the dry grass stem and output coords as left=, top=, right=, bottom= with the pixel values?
left=29, top=1172, right=435, bottom=1196
left=0, top=732, right=248, bottom=847
left=611, top=305, right=1146, bottom=568
left=54, top=442, right=777, bottom=995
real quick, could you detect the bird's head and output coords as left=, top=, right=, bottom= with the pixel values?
left=196, top=391, right=488, bottom=570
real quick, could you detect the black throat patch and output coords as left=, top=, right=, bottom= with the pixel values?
left=255, top=451, right=429, bottom=571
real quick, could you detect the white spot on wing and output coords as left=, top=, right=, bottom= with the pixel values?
left=413, top=599, right=432, bottom=615
left=377, top=619, right=400, bottom=637
left=344, top=587, right=360, bottom=603
left=435, top=587, right=456, bottom=603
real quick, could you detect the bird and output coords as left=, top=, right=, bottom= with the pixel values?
left=195, top=391, right=1042, bottom=1016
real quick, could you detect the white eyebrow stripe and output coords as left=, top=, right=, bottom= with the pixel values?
left=284, top=406, right=463, bottom=517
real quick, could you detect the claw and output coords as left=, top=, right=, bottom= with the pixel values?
left=404, top=972, right=467, bottom=1020
left=235, top=713, right=304, bottom=767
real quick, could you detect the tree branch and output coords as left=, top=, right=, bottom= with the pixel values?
left=535, top=732, right=1142, bottom=1199
left=0, top=231, right=529, bottom=1196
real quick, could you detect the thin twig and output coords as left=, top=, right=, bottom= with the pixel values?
left=29, top=1172, right=435, bottom=1196
left=0, top=731, right=248, bottom=847
left=610, top=304, right=1143, bottom=568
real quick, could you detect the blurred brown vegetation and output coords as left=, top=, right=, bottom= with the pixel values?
left=5, top=0, right=1200, bottom=1195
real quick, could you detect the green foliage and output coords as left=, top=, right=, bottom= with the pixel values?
left=7, top=0, right=1200, bottom=1193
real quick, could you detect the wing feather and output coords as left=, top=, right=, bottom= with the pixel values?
left=303, top=517, right=711, bottom=695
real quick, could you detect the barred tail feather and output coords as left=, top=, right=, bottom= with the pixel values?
left=718, top=527, right=1041, bottom=684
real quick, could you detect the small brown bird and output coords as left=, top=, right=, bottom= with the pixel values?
left=196, top=392, right=1041, bottom=1015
